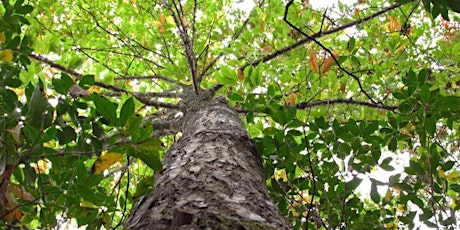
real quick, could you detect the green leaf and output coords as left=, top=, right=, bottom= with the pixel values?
left=405, top=160, right=425, bottom=175
left=135, top=150, right=162, bottom=171
left=138, top=138, right=164, bottom=151
left=448, top=0, right=460, bottom=12
left=76, top=183, right=99, bottom=205
left=215, top=66, right=237, bottom=86
left=27, top=81, right=50, bottom=129
left=15, top=4, right=33, bottom=14
left=347, top=119, right=359, bottom=136
left=442, top=161, right=455, bottom=171
left=370, top=183, right=380, bottom=203
left=79, top=75, right=95, bottom=89
left=388, top=137, right=397, bottom=152
left=419, top=84, right=430, bottom=103
left=93, top=94, right=118, bottom=125
left=119, top=97, right=134, bottom=127
left=52, top=73, right=74, bottom=94
left=424, top=116, right=436, bottom=136
left=0, top=88, right=18, bottom=113
left=345, top=177, right=362, bottom=191
left=380, top=157, right=395, bottom=171
left=436, top=96, right=460, bottom=111
left=347, top=37, right=355, bottom=51
left=363, top=122, right=378, bottom=137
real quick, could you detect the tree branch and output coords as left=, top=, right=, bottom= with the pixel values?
left=30, top=53, right=181, bottom=109
left=235, top=98, right=397, bottom=113
left=241, top=2, right=402, bottom=70
left=283, top=0, right=379, bottom=104
left=296, top=98, right=397, bottom=111
left=164, top=0, right=199, bottom=94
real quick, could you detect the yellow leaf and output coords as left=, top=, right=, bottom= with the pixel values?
left=91, top=152, right=124, bottom=174
left=0, top=31, right=5, bottom=43
left=80, top=199, right=97, bottom=208
left=275, top=169, right=288, bottom=182
left=397, top=204, right=405, bottom=213
left=166, top=15, right=175, bottom=25
left=31, top=159, right=51, bottom=174
left=309, top=49, right=319, bottom=74
left=286, top=92, right=296, bottom=105
left=1, top=49, right=13, bottom=62
left=446, top=170, right=459, bottom=182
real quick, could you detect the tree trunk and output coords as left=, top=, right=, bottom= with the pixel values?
left=124, top=95, right=291, bottom=229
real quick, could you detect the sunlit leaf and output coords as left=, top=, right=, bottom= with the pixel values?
left=91, top=152, right=124, bottom=174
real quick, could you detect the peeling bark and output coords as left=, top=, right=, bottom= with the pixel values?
left=125, top=95, right=291, bottom=229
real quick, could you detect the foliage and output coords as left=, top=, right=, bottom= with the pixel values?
left=0, top=0, right=460, bottom=229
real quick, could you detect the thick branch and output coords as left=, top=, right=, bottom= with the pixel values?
left=235, top=98, right=397, bottom=113
left=296, top=98, right=397, bottom=111
left=29, top=53, right=83, bottom=79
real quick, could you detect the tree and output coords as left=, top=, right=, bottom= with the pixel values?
left=1, top=0, right=460, bottom=229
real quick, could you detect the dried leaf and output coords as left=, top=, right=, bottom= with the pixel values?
left=321, top=52, right=338, bottom=74
left=91, top=152, right=124, bottom=174
left=237, top=69, right=244, bottom=81
left=152, top=20, right=165, bottom=33
left=8, top=184, right=35, bottom=201
left=309, top=49, right=319, bottom=74
left=286, top=92, right=296, bottom=105
left=387, top=15, right=400, bottom=32
left=261, top=43, right=272, bottom=53
left=159, top=13, right=166, bottom=25
left=340, top=82, right=346, bottom=93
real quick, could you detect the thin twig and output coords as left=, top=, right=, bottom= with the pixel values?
left=164, top=0, right=199, bottom=94
left=241, top=2, right=403, bottom=70
left=283, top=0, right=381, bottom=103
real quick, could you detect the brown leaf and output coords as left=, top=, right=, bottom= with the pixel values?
left=387, top=15, right=400, bottom=32
left=8, top=184, right=34, bottom=202
left=237, top=69, right=244, bottom=81
left=159, top=13, right=166, bottom=25
left=321, top=55, right=335, bottom=74
left=340, top=81, right=346, bottom=94
left=286, top=92, right=296, bottom=105
left=309, top=49, right=319, bottom=74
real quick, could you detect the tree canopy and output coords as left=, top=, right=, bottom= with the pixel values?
left=1, top=0, right=460, bottom=229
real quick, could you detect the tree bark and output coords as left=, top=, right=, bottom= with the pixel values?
left=124, top=95, right=291, bottom=229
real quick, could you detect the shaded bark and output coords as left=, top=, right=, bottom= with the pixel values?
left=125, top=94, right=291, bottom=229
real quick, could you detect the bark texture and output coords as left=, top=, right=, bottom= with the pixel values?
left=124, top=94, right=291, bottom=229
